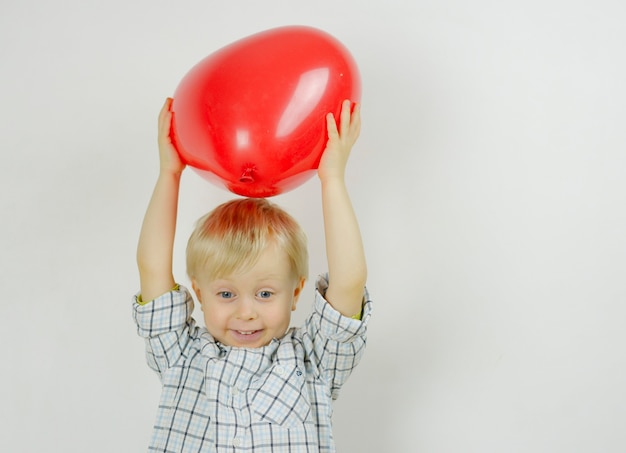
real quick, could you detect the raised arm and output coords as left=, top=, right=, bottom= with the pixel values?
left=317, top=100, right=367, bottom=317
left=136, top=98, right=186, bottom=302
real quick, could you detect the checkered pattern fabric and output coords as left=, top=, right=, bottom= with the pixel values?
left=133, top=275, right=371, bottom=452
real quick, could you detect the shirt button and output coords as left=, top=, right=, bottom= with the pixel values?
left=275, top=365, right=285, bottom=376
left=233, top=437, right=241, bottom=448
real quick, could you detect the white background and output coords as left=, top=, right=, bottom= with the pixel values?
left=1, top=1, right=625, bottom=452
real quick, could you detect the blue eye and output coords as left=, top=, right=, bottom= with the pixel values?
left=218, top=291, right=234, bottom=299
left=257, top=290, right=273, bottom=299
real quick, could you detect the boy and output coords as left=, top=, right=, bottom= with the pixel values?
left=133, top=97, right=371, bottom=452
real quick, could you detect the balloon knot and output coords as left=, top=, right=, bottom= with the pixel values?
left=239, top=165, right=256, bottom=183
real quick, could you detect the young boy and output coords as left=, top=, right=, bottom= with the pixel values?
left=133, top=97, right=371, bottom=452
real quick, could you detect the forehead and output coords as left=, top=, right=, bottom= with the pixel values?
left=236, top=241, right=292, bottom=275
left=201, top=241, right=294, bottom=283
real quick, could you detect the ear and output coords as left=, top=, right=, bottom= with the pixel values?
left=291, top=277, right=306, bottom=311
left=191, top=279, right=203, bottom=308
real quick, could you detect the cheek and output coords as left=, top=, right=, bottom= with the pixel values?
left=265, top=303, right=293, bottom=325
left=202, top=303, right=228, bottom=324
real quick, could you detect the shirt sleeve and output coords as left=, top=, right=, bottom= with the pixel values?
left=132, top=286, right=196, bottom=376
left=302, top=275, right=372, bottom=400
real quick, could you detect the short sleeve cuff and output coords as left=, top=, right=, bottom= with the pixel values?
left=132, top=285, right=194, bottom=338
left=314, top=275, right=372, bottom=343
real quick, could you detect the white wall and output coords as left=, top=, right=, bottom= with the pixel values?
left=1, top=1, right=625, bottom=451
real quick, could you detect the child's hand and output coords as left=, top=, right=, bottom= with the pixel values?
left=317, top=99, right=361, bottom=183
left=158, top=98, right=185, bottom=175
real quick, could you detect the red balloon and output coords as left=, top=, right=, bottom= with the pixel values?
left=170, top=26, right=361, bottom=197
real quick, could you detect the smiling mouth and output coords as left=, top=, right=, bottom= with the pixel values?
left=229, top=329, right=267, bottom=347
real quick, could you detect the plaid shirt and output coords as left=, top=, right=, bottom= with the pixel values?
left=133, top=276, right=371, bottom=452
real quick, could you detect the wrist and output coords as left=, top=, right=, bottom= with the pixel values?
left=159, top=167, right=184, bottom=179
left=319, top=173, right=346, bottom=188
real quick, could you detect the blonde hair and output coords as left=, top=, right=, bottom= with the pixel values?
left=186, top=198, right=308, bottom=282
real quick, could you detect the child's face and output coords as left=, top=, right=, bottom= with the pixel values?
left=192, top=241, right=305, bottom=348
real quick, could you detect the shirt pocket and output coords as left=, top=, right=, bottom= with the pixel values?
left=249, top=364, right=310, bottom=429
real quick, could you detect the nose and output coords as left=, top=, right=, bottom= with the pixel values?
left=235, top=295, right=257, bottom=320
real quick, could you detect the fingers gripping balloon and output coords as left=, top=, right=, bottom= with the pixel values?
left=170, top=26, right=361, bottom=197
